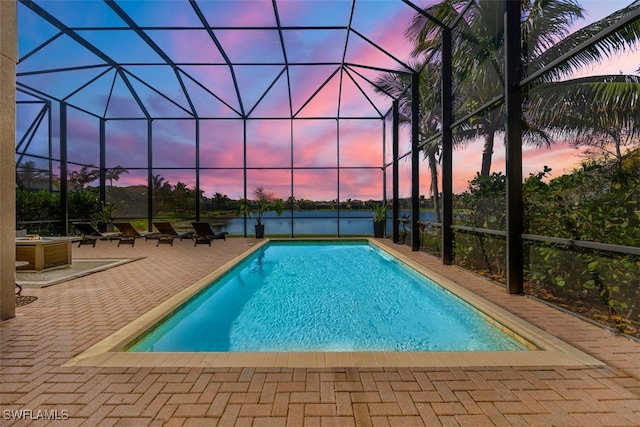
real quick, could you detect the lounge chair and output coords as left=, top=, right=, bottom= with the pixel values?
left=191, top=222, right=229, bottom=247
left=151, top=222, right=194, bottom=246
left=72, top=222, right=118, bottom=247
left=113, top=222, right=153, bottom=247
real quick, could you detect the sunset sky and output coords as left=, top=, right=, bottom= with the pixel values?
left=16, top=0, right=640, bottom=201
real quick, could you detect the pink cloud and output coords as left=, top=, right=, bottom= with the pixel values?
left=254, top=119, right=290, bottom=139
left=246, top=143, right=290, bottom=168
left=153, top=120, right=196, bottom=168
left=199, top=170, right=244, bottom=199
left=246, top=120, right=291, bottom=167
left=293, top=122, right=337, bottom=167
left=339, top=122, right=384, bottom=167
left=283, top=29, right=347, bottom=64
left=104, top=94, right=145, bottom=118
left=247, top=74, right=291, bottom=118
left=246, top=169, right=292, bottom=200
left=346, top=5, right=414, bottom=71
left=151, top=121, right=196, bottom=167
left=153, top=141, right=196, bottom=168
left=338, top=76, right=384, bottom=118
left=339, top=169, right=384, bottom=201
left=111, top=170, right=148, bottom=188
left=273, top=1, right=306, bottom=26
left=151, top=170, right=196, bottom=188
left=199, top=120, right=245, bottom=168
left=450, top=136, right=588, bottom=193
left=179, top=65, right=240, bottom=114
left=293, top=169, right=337, bottom=201
left=218, top=29, right=284, bottom=64
left=199, top=144, right=243, bottom=168
left=289, top=65, right=339, bottom=114
left=105, top=121, right=148, bottom=168
left=197, top=0, right=276, bottom=28
left=153, top=29, right=226, bottom=64
left=66, top=115, right=100, bottom=164
left=521, top=143, right=586, bottom=178
left=396, top=158, right=413, bottom=199
left=296, top=74, right=340, bottom=117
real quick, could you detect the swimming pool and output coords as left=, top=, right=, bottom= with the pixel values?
left=129, top=241, right=528, bottom=352
left=66, top=238, right=603, bottom=368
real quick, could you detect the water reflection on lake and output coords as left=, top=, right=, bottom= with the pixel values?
left=208, top=210, right=436, bottom=236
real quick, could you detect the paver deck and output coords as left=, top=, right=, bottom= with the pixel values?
left=2, top=237, right=640, bottom=426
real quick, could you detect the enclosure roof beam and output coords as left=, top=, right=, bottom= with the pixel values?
left=349, top=28, right=414, bottom=73
left=118, top=69, right=151, bottom=120
left=19, top=0, right=120, bottom=68
left=105, top=0, right=197, bottom=117
left=401, top=0, right=449, bottom=30
left=189, top=0, right=246, bottom=117
left=271, top=0, right=293, bottom=117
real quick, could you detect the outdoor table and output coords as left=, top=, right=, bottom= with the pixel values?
left=15, top=237, right=81, bottom=272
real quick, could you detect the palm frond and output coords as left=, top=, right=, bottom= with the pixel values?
left=522, top=119, right=555, bottom=148
left=522, top=0, right=584, bottom=58
left=528, top=74, right=640, bottom=139
left=529, top=1, right=640, bottom=81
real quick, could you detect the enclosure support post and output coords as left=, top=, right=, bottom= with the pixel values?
left=0, top=0, right=17, bottom=320
left=411, top=72, right=420, bottom=251
left=441, top=28, right=453, bottom=265
left=505, top=0, right=524, bottom=294
left=147, top=119, right=153, bottom=232
left=242, top=118, right=248, bottom=237
left=336, top=119, right=341, bottom=237
left=392, top=100, right=400, bottom=243
left=382, top=118, right=387, bottom=213
left=60, top=102, right=68, bottom=236
left=195, top=118, right=200, bottom=221
left=290, top=120, right=294, bottom=238
left=99, top=118, right=106, bottom=206
left=47, top=101, right=53, bottom=191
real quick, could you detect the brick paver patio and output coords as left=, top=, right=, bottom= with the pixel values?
left=2, top=237, right=639, bottom=426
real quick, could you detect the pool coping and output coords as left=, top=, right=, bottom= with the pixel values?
left=64, top=238, right=604, bottom=368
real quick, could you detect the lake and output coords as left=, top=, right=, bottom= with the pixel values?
left=210, top=210, right=436, bottom=236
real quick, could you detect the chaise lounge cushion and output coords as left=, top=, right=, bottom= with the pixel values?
left=191, top=222, right=229, bottom=247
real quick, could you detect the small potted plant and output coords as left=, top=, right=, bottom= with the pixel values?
left=371, top=201, right=389, bottom=238
left=93, top=202, right=116, bottom=233
left=238, top=187, right=284, bottom=238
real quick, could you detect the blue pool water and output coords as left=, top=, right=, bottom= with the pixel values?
left=129, top=241, right=528, bottom=352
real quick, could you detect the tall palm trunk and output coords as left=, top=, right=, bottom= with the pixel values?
left=480, top=131, right=495, bottom=177
left=479, top=116, right=498, bottom=177
left=614, top=133, right=623, bottom=171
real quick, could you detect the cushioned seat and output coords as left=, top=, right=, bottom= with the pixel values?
left=191, top=222, right=229, bottom=247
left=151, top=222, right=194, bottom=246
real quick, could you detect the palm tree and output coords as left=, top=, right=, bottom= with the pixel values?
left=528, top=74, right=640, bottom=171
left=16, top=160, right=49, bottom=189
left=406, top=0, right=640, bottom=176
left=105, top=165, right=129, bottom=186
left=374, top=61, right=446, bottom=222
left=152, top=174, right=172, bottom=214
left=172, top=182, right=195, bottom=213
left=68, top=165, right=99, bottom=190
left=212, top=192, right=230, bottom=210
